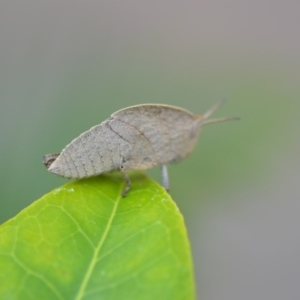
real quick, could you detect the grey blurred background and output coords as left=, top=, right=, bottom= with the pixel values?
left=1, top=1, right=299, bottom=299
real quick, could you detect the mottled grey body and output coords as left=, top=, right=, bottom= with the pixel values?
left=43, top=100, right=238, bottom=196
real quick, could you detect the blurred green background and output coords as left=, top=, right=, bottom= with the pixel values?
left=1, top=1, right=299, bottom=299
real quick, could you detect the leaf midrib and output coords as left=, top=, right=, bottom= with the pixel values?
left=75, top=186, right=123, bottom=300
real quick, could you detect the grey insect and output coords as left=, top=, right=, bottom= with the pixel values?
left=43, top=99, right=239, bottom=196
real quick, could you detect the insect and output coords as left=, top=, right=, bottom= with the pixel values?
left=43, top=99, right=239, bottom=196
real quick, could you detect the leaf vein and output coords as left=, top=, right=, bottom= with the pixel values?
left=96, top=222, right=161, bottom=263
left=74, top=183, right=123, bottom=300
left=58, top=206, right=95, bottom=249
left=11, top=253, right=65, bottom=300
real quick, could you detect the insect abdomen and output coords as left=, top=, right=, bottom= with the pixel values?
left=112, top=105, right=200, bottom=164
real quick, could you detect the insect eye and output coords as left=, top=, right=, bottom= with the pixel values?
left=43, top=154, right=60, bottom=169
left=43, top=158, right=55, bottom=169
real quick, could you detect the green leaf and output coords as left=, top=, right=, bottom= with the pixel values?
left=0, top=172, right=195, bottom=300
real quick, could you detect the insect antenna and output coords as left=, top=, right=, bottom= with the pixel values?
left=201, top=99, right=240, bottom=126
left=43, top=153, right=60, bottom=169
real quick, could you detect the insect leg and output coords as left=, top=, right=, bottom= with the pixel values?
left=120, top=166, right=131, bottom=197
left=161, top=164, right=170, bottom=191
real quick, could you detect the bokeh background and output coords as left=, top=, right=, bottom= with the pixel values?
left=1, top=1, right=299, bottom=299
